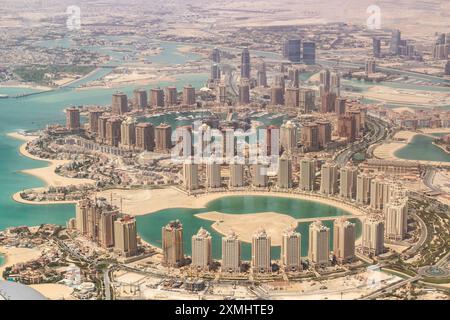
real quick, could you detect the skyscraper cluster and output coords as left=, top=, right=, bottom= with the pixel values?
left=75, top=198, right=138, bottom=257
left=87, top=94, right=174, bottom=152
left=161, top=221, right=354, bottom=273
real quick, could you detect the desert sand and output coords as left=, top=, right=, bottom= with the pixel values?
left=365, top=86, right=450, bottom=106
left=29, top=283, right=74, bottom=300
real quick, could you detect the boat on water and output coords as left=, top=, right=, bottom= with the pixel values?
left=0, top=94, right=9, bottom=98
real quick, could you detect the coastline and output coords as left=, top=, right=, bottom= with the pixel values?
left=0, top=246, right=42, bottom=280
left=7, top=132, right=95, bottom=188
left=12, top=185, right=367, bottom=219
left=432, top=142, right=450, bottom=155
left=0, top=83, right=53, bottom=92
left=373, top=130, right=450, bottom=167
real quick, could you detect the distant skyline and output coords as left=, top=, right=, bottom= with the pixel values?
left=4, top=0, right=450, bottom=37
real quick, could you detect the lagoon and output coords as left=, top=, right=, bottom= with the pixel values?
left=136, top=195, right=362, bottom=260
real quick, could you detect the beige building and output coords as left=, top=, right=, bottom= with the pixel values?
left=270, top=86, right=284, bottom=106
left=335, top=97, right=346, bottom=115
left=114, top=216, right=138, bottom=257
left=120, top=117, right=136, bottom=148
left=316, top=120, right=332, bottom=149
left=75, top=199, right=90, bottom=235
left=88, top=110, right=103, bottom=133
left=299, top=158, right=316, bottom=191
left=99, top=209, right=117, bottom=248
left=362, top=216, right=385, bottom=256
left=135, top=122, right=155, bottom=151
left=385, top=198, right=408, bottom=240
left=112, top=92, right=128, bottom=115
left=229, top=158, right=244, bottom=188
left=98, top=115, right=109, bottom=141
left=285, top=87, right=299, bottom=109
left=339, top=165, right=358, bottom=200
left=66, top=107, right=80, bottom=131
left=133, top=89, right=148, bottom=110
left=239, top=80, right=251, bottom=105
left=191, top=228, right=213, bottom=270
left=150, top=87, right=165, bottom=107
left=299, top=88, right=315, bottom=114
left=105, top=117, right=122, bottom=147
left=165, top=86, right=178, bottom=106
left=218, top=83, right=227, bottom=105
left=320, top=161, right=339, bottom=195
left=251, top=228, right=272, bottom=273
left=183, top=85, right=196, bottom=106
left=76, top=198, right=118, bottom=249
left=183, top=157, right=199, bottom=191
left=221, top=231, right=241, bottom=273
left=206, top=158, right=222, bottom=189
left=333, top=218, right=356, bottom=263
left=370, top=176, right=391, bottom=210
left=308, top=220, right=330, bottom=266
left=356, top=172, right=372, bottom=205
left=281, top=227, right=302, bottom=272
left=162, top=220, right=184, bottom=267
left=280, top=121, right=297, bottom=153
left=277, top=152, right=293, bottom=189
left=252, top=163, right=268, bottom=187
left=301, top=122, right=319, bottom=151
left=155, top=123, right=172, bottom=153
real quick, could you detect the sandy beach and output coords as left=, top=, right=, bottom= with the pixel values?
left=0, top=246, right=42, bottom=279
left=373, top=131, right=417, bottom=161
left=0, top=82, right=53, bottom=91
left=93, top=188, right=367, bottom=218
left=7, top=132, right=95, bottom=188
left=373, top=130, right=450, bottom=167
left=196, top=211, right=299, bottom=246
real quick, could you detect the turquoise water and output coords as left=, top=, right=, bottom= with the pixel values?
left=136, top=195, right=362, bottom=260
left=0, top=40, right=207, bottom=233
left=395, top=134, right=450, bottom=162
left=0, top=87, right=41, bottom=96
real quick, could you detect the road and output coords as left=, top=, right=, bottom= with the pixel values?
left=402, top=212, right=427, bottom=258
left=104, top=266, right=113, bottom=300
left=423, top=167, right=440, bottom=193
left=361, top=275, right=422, bottom=300
left=334, top=115, right=389, bottom=166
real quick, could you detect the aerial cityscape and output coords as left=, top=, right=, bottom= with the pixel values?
left=0, top=0, right=449, bottom=302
